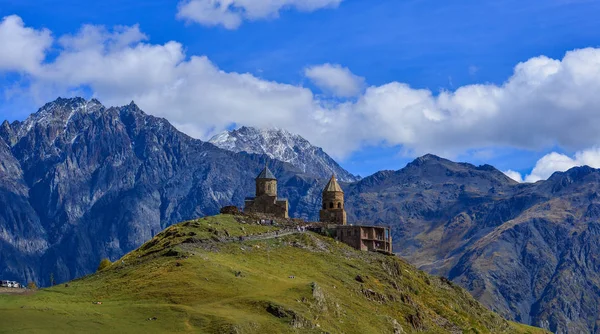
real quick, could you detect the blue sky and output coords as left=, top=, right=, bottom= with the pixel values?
left=1, top=0, right=600, bottom=180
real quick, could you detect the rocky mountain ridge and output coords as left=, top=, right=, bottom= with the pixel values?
left=344, top=155, right=600, bottom=333
left=209, top=126, right=359, bottom=182
left=0, top=97, right=327, bottom=288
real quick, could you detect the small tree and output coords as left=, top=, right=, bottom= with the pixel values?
left=49, top=273, right=55, bottom=286
left=97, top=258, right=112, bottom=272
left=27, top=282, right=37, bottom=290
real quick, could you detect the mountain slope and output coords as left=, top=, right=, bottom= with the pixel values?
left=345, top=155, right=600, bottom=333
left=0, top=214, right=547, bottom=334
left=209, top=126, right=359, bottom=182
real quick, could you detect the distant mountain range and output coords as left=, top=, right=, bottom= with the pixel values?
left=1, top=97, right=600, bottom=333
left=0, top=98, right=327, bottom=288
left=343, top=155, right=600, bottom=333
left=209, top=126, right=360, bottom=182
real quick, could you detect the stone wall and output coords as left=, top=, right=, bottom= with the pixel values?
left=244, top=195, right=288, bottom=218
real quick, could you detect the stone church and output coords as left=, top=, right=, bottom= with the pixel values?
left=242, top=168, right=392, bottom=253
left=243, top=166, right=289, bottom=218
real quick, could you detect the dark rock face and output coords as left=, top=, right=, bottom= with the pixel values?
left=209, top=126, right=360, bottom=182
left=0, top=98, right=325, bottom=287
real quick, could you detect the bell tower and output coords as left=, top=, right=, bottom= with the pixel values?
left=319, top=175, right=347, bottom=225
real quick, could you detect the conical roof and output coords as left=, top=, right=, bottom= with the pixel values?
left=323, top=175, right=343, bottom=193
left=256, top=166, right=276, bottom=180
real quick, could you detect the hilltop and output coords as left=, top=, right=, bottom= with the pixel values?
left=0, top=214, right=546, bottom=334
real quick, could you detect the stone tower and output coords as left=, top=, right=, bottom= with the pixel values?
left=243, top=165, right=289, bottom=218
left=255, top=166, right=277, bottom=197
left=319, top=175, right=347, bottom=225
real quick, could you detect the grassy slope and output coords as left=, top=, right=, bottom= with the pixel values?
left=0, top=215, right=548, bottom=334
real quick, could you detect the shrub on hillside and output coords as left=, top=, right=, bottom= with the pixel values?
left=27, top=282, right=37, bottom=290
left=97, top=258, right=112, bottom=272
left=220, top=206, right=240, bottom=215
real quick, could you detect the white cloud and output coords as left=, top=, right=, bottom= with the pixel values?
left=508, top=148, right=600, bottom=183
left=8, top=19, right=317, bottom=140
left=177, top=0, right=343, bottom=29
left=58, top=24, right=148, bottom=52
left=305, top=63, right=365, bottom=97
left=503, top=170, right=524, bottom=183
left=0, top=15, right=52, bottom=73
left=4, top=15, right=600, bottom=170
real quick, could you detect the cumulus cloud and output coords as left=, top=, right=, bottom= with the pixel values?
left=305, top=63, right=365, bottom=97
left=508, top=148, right=600, bottom=183
left=58, top=24, right=148, bottom=52
left=0, top=17, right=319, bottom=141
left=0, top=15, right=52, bottom=73
left=503, top=170, right=524, bottom=183
left=4, top=14, right=600, bottom=173
left=177, top=0, right=343, bottom=29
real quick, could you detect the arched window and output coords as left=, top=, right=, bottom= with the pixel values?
left=337, top=202, right=341, bottom=209
left=322, top=203, right=326, bottom=209
left=267, top=184, right=271, bottom=192
left=329, top=202, right=334, bottom=209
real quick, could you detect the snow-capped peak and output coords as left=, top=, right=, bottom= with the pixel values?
left=13, top=97, right=105, bottom=140
left=209, top=126, right=359, bottom=182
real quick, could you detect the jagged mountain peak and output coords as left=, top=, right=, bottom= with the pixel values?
left=0, top=120, right=12, bottom=143
left=405, top=154, right=515, bottom=183
left=30, top=96, right=104, bottom=117
left=540, top=165, right=600, bottom=194
left=410, top=154, right=476, bottom=168
left=418, top=153, right=443, bottom=161
left=209, top=126, right=360, bottom=182
left=407, top=153, right=447, bottom=167
left=548, top=165, right=597, bottom=181
left=210, top=126, right=304, bottom=151
left=33, top=97, right=98, bottom=118
left=120, top=100, right=144, bottom=113
left=10, top=97, right=105, bottom=141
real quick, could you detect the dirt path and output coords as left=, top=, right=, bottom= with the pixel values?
left=183, top=228, right=307, bottom=249
left=238, top=229, right=304, bottom=242
left=0, top=288, right=32, bottom=295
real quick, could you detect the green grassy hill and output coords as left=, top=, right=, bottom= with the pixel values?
left=0, top=214, right=548, bottom=333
